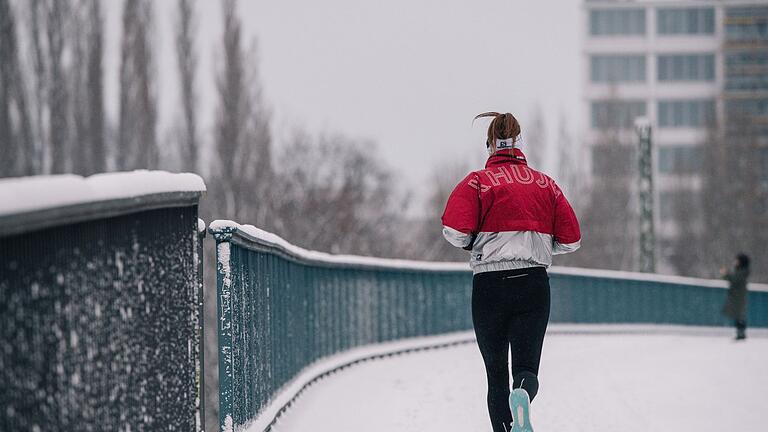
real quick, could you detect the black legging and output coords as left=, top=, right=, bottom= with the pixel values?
left=472, top=267, right=550, bottom=432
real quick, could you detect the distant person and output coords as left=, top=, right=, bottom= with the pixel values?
left=721, top=253, right=751, bottom=340
left=441, top=112, right=581, bottom=432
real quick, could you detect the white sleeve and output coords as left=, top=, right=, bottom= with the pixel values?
left=442, top=226, right=471, bottom=248
left=553, top=239, right=581, bottom=255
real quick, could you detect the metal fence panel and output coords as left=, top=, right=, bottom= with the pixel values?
left=0, top=205, right=204, bottom=432
left=211, top=227, right=471, bottom=431
left=548, top=273, right=767, bottom=327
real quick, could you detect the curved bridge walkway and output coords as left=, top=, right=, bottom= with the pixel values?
left=272, top=326, right=768, bottom=432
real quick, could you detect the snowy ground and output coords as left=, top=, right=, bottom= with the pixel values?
left=272, top=326, right=768, bottom=432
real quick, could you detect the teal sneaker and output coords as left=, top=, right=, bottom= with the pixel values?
left=508, top=388, right=533, bottom=432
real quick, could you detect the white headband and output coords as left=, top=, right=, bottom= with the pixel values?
left=488, top=137, right=522, bottom=155
left=495, top=138, right=516, bottom=149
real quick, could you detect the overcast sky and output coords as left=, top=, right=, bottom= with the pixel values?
left=103, top=0, right=584, bottom=213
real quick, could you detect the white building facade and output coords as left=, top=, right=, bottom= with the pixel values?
left=582, top=0, right=768, bottom=272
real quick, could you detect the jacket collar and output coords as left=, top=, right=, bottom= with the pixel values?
left=485, top=148, right=528, bottom=168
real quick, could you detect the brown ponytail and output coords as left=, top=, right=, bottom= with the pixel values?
left=474, top=112, right=522, bottom=153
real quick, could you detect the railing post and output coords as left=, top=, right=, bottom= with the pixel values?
left=635, top=117, right=656, bottom=273
left=211, top=225, right=237, bottom=432
left=196, top=219, right=207, bottom=432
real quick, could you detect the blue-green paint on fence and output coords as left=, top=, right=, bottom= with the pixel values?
left=210, top=223, right=768, bottom=432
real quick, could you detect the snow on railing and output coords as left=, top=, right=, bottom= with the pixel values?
left=210, top=221, right=768, bottom=432
left=552, top=265, right=768, bottom=292
left=0, top=171, right=206, bottom=432
left=209, top=220, right=768, bottom=292
left=0, top=170, right=205, bottom=216
left=209, top=220, right=469, bottom=272
left=0, top=171, right=206, bottom=237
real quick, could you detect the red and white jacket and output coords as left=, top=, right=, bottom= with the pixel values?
left=441, top=148, right=581, bottom=274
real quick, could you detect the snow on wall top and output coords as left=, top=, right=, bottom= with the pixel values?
left=0, top=171, right=206, bottom=217
left=210, top=219, right=768, bottom=292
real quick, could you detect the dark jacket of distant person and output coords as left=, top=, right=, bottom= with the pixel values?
left=722, top=259, right=750, bottom=321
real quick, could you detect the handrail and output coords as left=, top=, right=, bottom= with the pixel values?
left=0, top=171, right=205, bottom=237
left=210, top=220, right=768, bottom=291
left=209, top=220, right=469, bottom=272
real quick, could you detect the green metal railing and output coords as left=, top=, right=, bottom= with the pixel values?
left=0, top=180, right=205, bottom=431
left=211, top=221, right=768, bottom=432
left=210, top=222, right=472, bottom=431
left=549, top=268, right=768, bottom=327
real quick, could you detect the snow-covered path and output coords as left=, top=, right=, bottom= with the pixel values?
left=273, top=327, right=768, bottom=432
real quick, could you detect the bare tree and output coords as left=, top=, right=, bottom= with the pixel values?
left=550, top=113, right=591, bottom=268
left=176, top=0, right=198, bottom=173
left=697, top=112, right=767, bottom=282
left=118, top=0, right=157, bottom=170
left=14, top=0, right=102, bottom=176
left=524, top=106, right=547, bottom=171
left=0, top=0, right=35, bottom=178
left=214, top=0, right=247, bottom=217
left=0, top=0, right=18, bottom=177
left=46, top=0, right=71, bottom=174
left=667, top=179, right=706, bottom=277
left=660, top=102, right=767, bottom=283
left=269, top=132, right=408, bottom=257
left=27, top=0, right=48, bottom=174
left=85, top=0, right=105, bottom=174
left=573, top=96, right=638, bottom=270
left=662, top=119, right=714, bottom=277
left=404, top=159, right=472, bottom=261
left=69, top=1, right=90, bottom=175
left=212, top=0, right=272, bottom=225
left=553, top=113, right=585, bottom=205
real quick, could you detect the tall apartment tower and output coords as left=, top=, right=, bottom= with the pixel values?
left=583, top=0, right=768, bottom=273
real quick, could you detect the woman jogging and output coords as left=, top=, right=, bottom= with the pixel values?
left=721, top=253, right=751, bottom=340
left=441, top=112, right=581, bottom=432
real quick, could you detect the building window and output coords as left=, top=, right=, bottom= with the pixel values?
left=590, top=9, right=646, bottom=36
left=658, top=54, right=715, bottom=81
left=726, top=99, right=768, bottom=117
left=657, top=8, right=715, bottom=35
left=658, top=99, right=715, bottom=128
left=725, top=74, right=768, bottom=91
left=658, top=146, right=703, bottom=174
left=725, top=99, right=768, bottom=134
left=726, top=24, right=768, bottom=42
left=725, top=7, right=768, bottom=42
left=726, top=51, right=768, bottom=90
left=762, top=146, right=768, bottom=173
left=592, top=145, right=635, bottom=175
left=761, top=147, right=768, bottom=186
left=759, top=196, right=768, bottom=216
left=659, top=191, right=701, bottom=221
left=726, top=51, right=768, bottom=67
left=659, top=192, right=674, bottom=219
left=591, top=100, right=647, bottom=129
left=591, top=55, right=646, bottom=82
